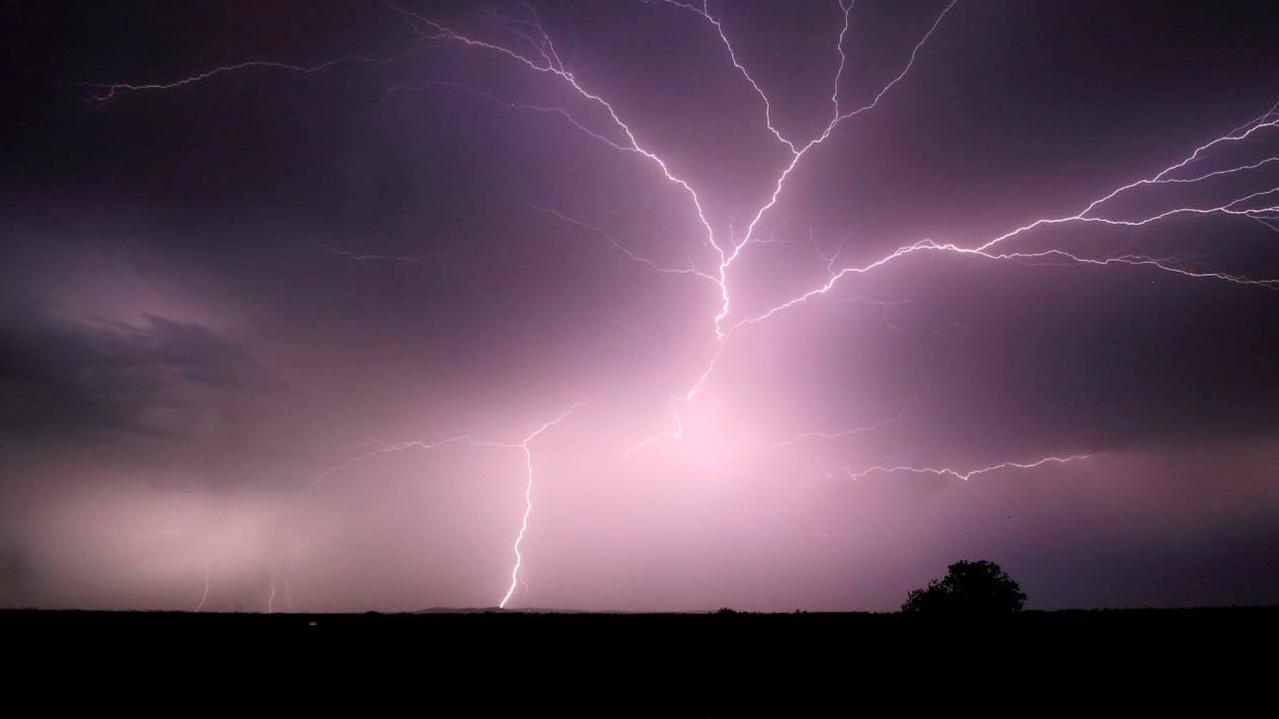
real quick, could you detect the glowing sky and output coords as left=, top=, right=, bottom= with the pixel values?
left=3, top=0, right=1279, bottom=611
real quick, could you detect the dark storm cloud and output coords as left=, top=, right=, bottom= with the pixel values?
left=773, top=253, right=1279, bottom=459
left=0, top=306, right=281, bottom=443
left=2, top=0, right=1279, bottom=610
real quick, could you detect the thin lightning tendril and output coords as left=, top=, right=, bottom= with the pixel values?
left=765, top=408, right=906, bottom=449
left=528, top=204, right=719, bottom=281
left=847, top=454, right=1092, bottom=482
left=196, top=559, right=210, bottom=613
left=81, top=50, right=426, bottom=102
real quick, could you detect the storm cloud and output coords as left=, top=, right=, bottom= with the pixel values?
left=3, top=0, right=1279, bottom=611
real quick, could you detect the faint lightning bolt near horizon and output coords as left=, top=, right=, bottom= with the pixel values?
left=267, top=577, right=277, bottom=614
left=847, top=454, right=1092, bottom=482
left=195, top=559, right=210, bottom=613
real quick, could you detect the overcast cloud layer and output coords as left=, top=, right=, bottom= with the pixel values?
left=3, top=0, right=1279, bottom=611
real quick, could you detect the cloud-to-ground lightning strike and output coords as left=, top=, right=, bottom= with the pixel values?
left=91, top=1, right=1279, bottom=610
left=196, top=559, right=210, bottom=613
left=500, top=402, right=587, bottom=608
left=306, top=402, right=585, bottom=609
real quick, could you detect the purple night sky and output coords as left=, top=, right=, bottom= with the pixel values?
left=3, top=0, right=1279, bottom=612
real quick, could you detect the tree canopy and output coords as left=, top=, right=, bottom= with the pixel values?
left=901, top=560, right=1027, bottom=614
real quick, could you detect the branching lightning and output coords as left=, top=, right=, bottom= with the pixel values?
left=92, top=0, right=1279, bottom=609
left=732, top=116, right=1279, bottom=330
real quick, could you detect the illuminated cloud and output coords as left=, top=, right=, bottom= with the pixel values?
left=2, top=1, right=1278, bottom=611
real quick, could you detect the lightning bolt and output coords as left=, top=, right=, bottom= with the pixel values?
left=622, top=396, right=686, bottom=461
left=846, top=454, right=1092, bottom=482
left=92, top=1, right=1279, bottom=609
left=733, top=116, right=1279, bottom=331
left=500, top=402, right=587, bottom=608
left=80, top=50, right=425, bottom=103
left=196, top=559, right=210, bottom=613
left=389, top=80, right=636, bottom=153
left=313, top=240, right=455, bottom=263
left=367, top=0, right=1274, bottom=488
left=309, top=401, right=585, bottom=608
left=764, top=408, right=906, bottom=450
left=528, top=204, right=718, bottom=282
left=93, top=0, right=960, bottom=395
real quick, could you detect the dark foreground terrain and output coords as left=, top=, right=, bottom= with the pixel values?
left=5, top=606, right=1276, bottom=711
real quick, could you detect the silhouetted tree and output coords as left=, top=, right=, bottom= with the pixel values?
left=901, top=560, right=1026, bottom=614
